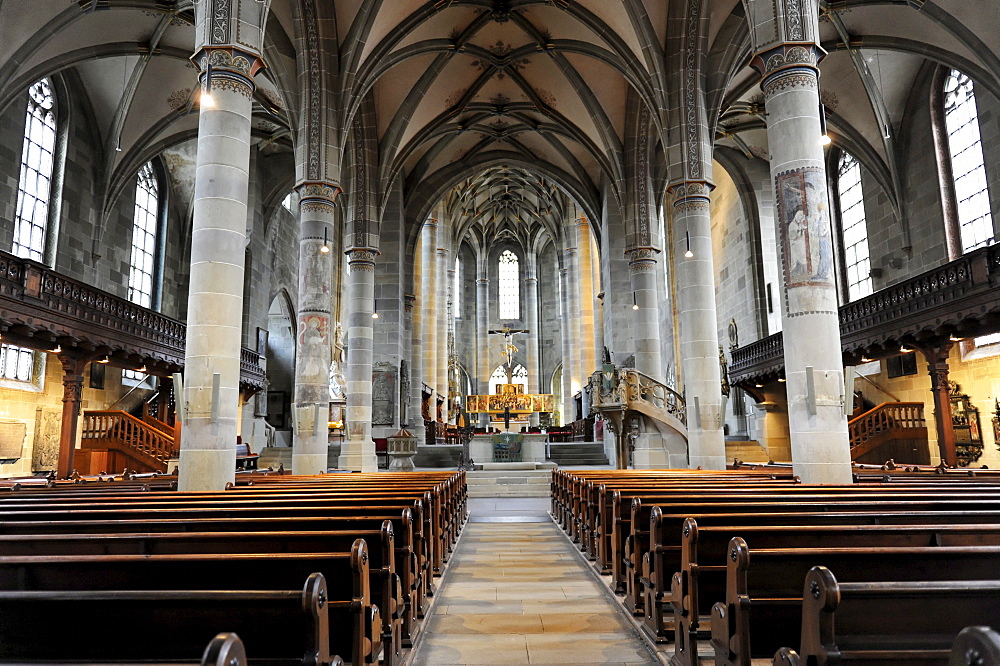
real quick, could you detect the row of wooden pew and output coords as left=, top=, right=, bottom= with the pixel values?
left=552, top=466, right=1000, bottom=665
left=0, top=469, right=467, bottom=665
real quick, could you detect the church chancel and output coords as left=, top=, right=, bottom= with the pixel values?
left=465, top=328, right=554, bottom=463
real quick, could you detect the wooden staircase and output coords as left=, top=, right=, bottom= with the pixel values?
left=78, top=410, right=179, bottom=475
left=849, top=402, right=929, bottom=465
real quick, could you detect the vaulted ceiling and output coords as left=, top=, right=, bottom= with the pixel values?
left=1, top=0, right=998, bottom=249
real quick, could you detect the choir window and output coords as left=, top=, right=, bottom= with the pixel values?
left=837, top=153, right=873, bottom=301
left=124, top=162, right=161, bottom=381
left=944, top=70, right=994, bottom=252
left=2, top=78, right=57, bottom=389
left=498, top=250, right=520, bottom=319
left=489, top=364, right=527, bottom=395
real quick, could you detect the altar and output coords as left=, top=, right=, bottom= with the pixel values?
left=470, top=433, right=548, bottom=464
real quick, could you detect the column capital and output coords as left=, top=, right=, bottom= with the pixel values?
left=295, top=180, right=342, bottom=211
left=626, top=247, right=660, bottom=273
left=749, top=44, right=824, bottom=94
left=192, top=47, right=265, bottom=99
left=346, top=248, right=378, bottom=271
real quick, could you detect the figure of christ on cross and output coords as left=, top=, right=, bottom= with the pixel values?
left=488, top=327, right=530, bottom=384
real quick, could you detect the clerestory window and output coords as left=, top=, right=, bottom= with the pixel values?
left=837, top=153, right=872, bottom=301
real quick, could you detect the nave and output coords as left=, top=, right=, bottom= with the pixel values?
left=411, top=498, right=658, bottom=666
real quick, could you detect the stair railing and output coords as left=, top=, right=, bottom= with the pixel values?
left=82, top=410, right=179, bottom=464
left=848, top=402, right=926, bottom=449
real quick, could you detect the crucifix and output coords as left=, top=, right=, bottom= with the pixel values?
left=488, top=327, right=529, bottom=384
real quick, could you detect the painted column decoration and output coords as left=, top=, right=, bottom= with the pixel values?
left=292, top=182, right=340, bottom=475
left=746, top=0, right=852, bottom=483
left=670, top=181, right=727, bottom=470
left=179, top=39, right=266, bottom=491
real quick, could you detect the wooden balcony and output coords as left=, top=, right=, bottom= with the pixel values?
left=0, top=251, right=264, bottom=391
left=730, top=244, right=1000, bottom=387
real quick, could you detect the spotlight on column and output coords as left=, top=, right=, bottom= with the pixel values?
left=200, top=63, right=215, bottom=108
left=632, top=293, right=639, bottom=310
left=684, top=230, right=694, bottom=258
left=320, top=227, right=330, bottom=253
left=50, top=344, right=62, bottom=354
left=818, top=101, right=831, bottom=146
left=372, top=312, right=379, bottom=319
left=899, top=345, right=913, bottom=354
left=98, top=355, right=110, bottom=364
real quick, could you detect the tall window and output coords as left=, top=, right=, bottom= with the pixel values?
left=944, top=69, right=994, bottom=251
left=2, top=79, right=56, bottom=386
left=453, top=257, right=461, bottom=319
left=837, top=153, right=872, bottom=301
left=13, top=79, right=56, bottom=262
left=128, top=162, right=159, bottom=308
left=489, top=364, right=527, bottom=395
left=498, top=250, right=520, bottom=319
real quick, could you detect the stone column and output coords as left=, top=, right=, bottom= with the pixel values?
left=922, top=343, right=957, bottom=466
left=436, top=245, right=450, bottom=421
left=56, top=354, right=87, bottom=479
left=405, top=294, right=424, bottom=443
left=627, top=247, right=664, bottom=379
left=340, top=247, right=379, bottom=472
left=476, top=257, right=491, bottom=428
left=749, top=42, right=852, bottom=484
left=292, top=182, right=339, bottom=475
left=670, top=182, right=727, bottom=470
left=576, top=219, right=597, bottom=383
left=564, top=245, right=582, bottom=409
left=559, top=266, right=573, bottom=424
left=591, top=237, right=605, bottom=369
left=179, top=47, right=264, bottom=491
left=420, top=220, right=438, bottom=416
left=524, top=257, right=541, bottom=427
left=446, top=264, right=457, bottom=423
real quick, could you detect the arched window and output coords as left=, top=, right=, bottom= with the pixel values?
left=943, top=70, right=994, bottom=251
left=489, top=364, right=527, bottom=395
left=453, top=257, right=461, bottom=319
left=837, top=153, right=872, bottom=301
left=128, top=162, right=160, bottom=309
left=2, top=79, right=57, bottom=386
left=498, top=250, right=520, bottom=319
left=13, top=79, right=56, bottom=262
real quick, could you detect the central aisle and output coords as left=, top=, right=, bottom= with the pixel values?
left=411, top=498, right=659, bottom=665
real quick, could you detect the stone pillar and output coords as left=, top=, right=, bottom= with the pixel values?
left=670, top=182, right=726, bottom=470
left=405, top=294, right=425, bottom=444
left=420, top=220, right=438, bottom=413
left=922, top=343, right=957, bottom=466
left=749, top=43, right=852, bottom=484
left=179, top=47, right=264, bottom=491
left=576, top=219, right=597, bottom=383
left=564, top=245, right=582, bottom=405
left=436, top=245, right=450, bottom=420
left=559, top=266, right=573, bottom=425
left=476, top=257, right=491, bottom=428
left=292, top=182, right=339, bottom=475
left=524, top=257, right=541, bottom=427
left=56, top=354, right=87, bottom=479
left=340, top=247, right=379, bottom=472
left=446, top=264, right=457, bottom=423
left=591, top=236, right=605, bottom=370
left=627, top=247, right=664, bottom=379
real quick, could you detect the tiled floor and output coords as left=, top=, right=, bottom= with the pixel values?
left=410, top=498, right=659, bottom=665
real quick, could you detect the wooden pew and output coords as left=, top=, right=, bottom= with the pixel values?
left=666, top=520, right=1000, bottom=664
left=944, top=626, right=1000, bottom=666
left=0, top=540, right=379, bottom=666
left=708, top=539, right=1000, bottom=666
left=0, top=573, right=339, bottom=665
left=0, top=524, right=405, bottom=664
left=770, top=567, right=1000, bottom=665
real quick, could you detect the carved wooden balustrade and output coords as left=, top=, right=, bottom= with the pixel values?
left=730, top=244, right=1000, bottom=387
left=0, top=251, right=264, bottom=390
left=848, top=402, right=927, bottom=460
left=589, top=368, right=686, bottom=428
left=81, top=410, right=179, bottom=472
